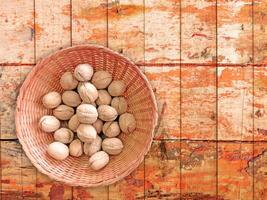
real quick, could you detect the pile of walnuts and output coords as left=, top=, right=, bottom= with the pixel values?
left=38, top=64, right=136, bottom=170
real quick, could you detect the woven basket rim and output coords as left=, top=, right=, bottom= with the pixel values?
left=15, top=44, right=158, bottom=187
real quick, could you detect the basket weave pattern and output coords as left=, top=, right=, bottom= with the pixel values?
left=15, top=45, right=158, bottom=187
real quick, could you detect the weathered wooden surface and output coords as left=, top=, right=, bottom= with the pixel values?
left=0, top=0, right=34, bottom=64
left=218, top=142, right=253, bottom=200
left=217, top=0, right=252, bottom=64
left=145, top=0, right=180, bottom=64
left=181, top=0, right=216, bottom=64
left=0, top=65, right=33, bottom=139
left=181, top=141, right=217, bottom=198
left=181, top=65, right=216, bottom=140
left=218, top=66, right=253, bottom=141
left=144, top=66, right=180, bottom=139
left=1, top=0, right=267, bottom=199
left=254, top=0, right=267, bottom=64
left=145, top=141, right=180, bottom=199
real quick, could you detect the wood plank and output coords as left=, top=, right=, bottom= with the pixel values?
left=1, top=141, right=37, bottom=199
left=145, top=141, right=180, bottom=199
left=72, top=0, right=108, bottom=46
left=0, top=0, right=34, bottom=64
left=36, top=173, right=72, bottom=200
left=0, top=65, right=33, bottom=139
left=107, top=0, right=144, bottom=64
left=35, top=0, right=71, bottom=61
left=181, top=141, right=217, bottom=199
left=1, top=141, right=22, bottom=199
left=252, top=142, right=267, bottom=199
left=254, top=66, right=267, bottom=141
left=144, top=66, right=180, bottom=139
left=109, top=163, right=144, bottom=200
left=21, top=149, right=38, bottom=199
left=72, top=187, right=108, bottom=200
left=181, top=0, right=216, bottom=64
left=218, top=142, right=253, bottom=200
left=217, top=0, right=252, bottom=64
left=218, top=66, right=253, bottom=141
left=35, top=0, right=73, bottom=198
left=145, top=0, right=180, bottom=64
left=181, top=65, right=216, bottom=140
left=254, top=0, right=267, bottom=64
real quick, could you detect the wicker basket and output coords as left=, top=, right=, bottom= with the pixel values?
left=15, top=45, right=158, bottom=187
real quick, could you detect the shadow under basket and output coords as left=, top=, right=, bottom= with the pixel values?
left=15, top=45, right=158, bottom=187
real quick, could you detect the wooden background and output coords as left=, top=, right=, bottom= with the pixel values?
left=1, top=0, right=267, bottom=199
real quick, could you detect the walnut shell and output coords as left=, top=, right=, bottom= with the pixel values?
left=42, top=91, right=61, bottom=109
left=102, top=138, right=123, bottom=155
left=111, top=97, right=127, bottom=115
left=92, top=119, right=103, bottom=134
left=78, top=82, right=98, bottom=103
left=76, top=104, right=98, bottom=124
left=119, top=113, right=136, bottom=133
left=77, top=124, right=97, bottom=143
left=91, top=71, right=112, bottom=89
left=62, top=91, right=81, bottom=107
left=74, top=63, right=94, bottom=81
left=96, top=90, right=112, bottom=106
left=84, top=135, right=102, bottom=156
left=54, top=128, right=74, bottom=144
left=39, top=115, right=60, bottom=132
left=103, top=121, right=121, bottom=137
left=108, top=80, right=126, bottom=97
left=97, top=105, right=118, bottom=121
left=69, top=139, right=83, bottom=157
left=89, top=151, right=109, bottom=170
left=47, top=142, right=69, bottom=161
left=68, top=114, right=80, bottom=132
left=53, top=105, right=74, bottom=120
left=60, top=72, right=78, bottom=90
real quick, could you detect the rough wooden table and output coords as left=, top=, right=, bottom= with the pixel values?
left=0, top=0, right=267, bottom=199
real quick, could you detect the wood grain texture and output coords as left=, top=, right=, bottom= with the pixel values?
left=217, top=0, right=252, bottom=64
left=108, top=0, right=144, bottom=64
left=36, top=173, right=72, bottom=200
left=145, top=0, right=180, bottom=64
left=218, top=142, right=253, bottom=200
left=1, top=141, right=22, bottom=199
left=35, top=0, right=71, bottom=61
left=181, top=141, right=217, bottom=199
left=72, top=187, right=108, bottom=200
left=145, top=141, right=180, bottom=199
left=1, top=141, right=37, bottom=200
left=252, top=142, right=267, bottom=199
left=254, top=0, right=267, bottom=64
left=72, top=0, right=108, bottom=46
left=0, top=65, right=33, bottom=139
left=254, top=66, right=267, bottom=141
left=0, top=0, right=34, bottom=64
left=144, top=66, right=180, bottom=139
left=218, top=66, right=253, bottom=141
left=109, top=163, right=144, bottom=200
left=181, top=0, right=216, bottom=64
left=21, top=148, right=37, bottom=199
left=181, top=66, right=216, bottom=140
